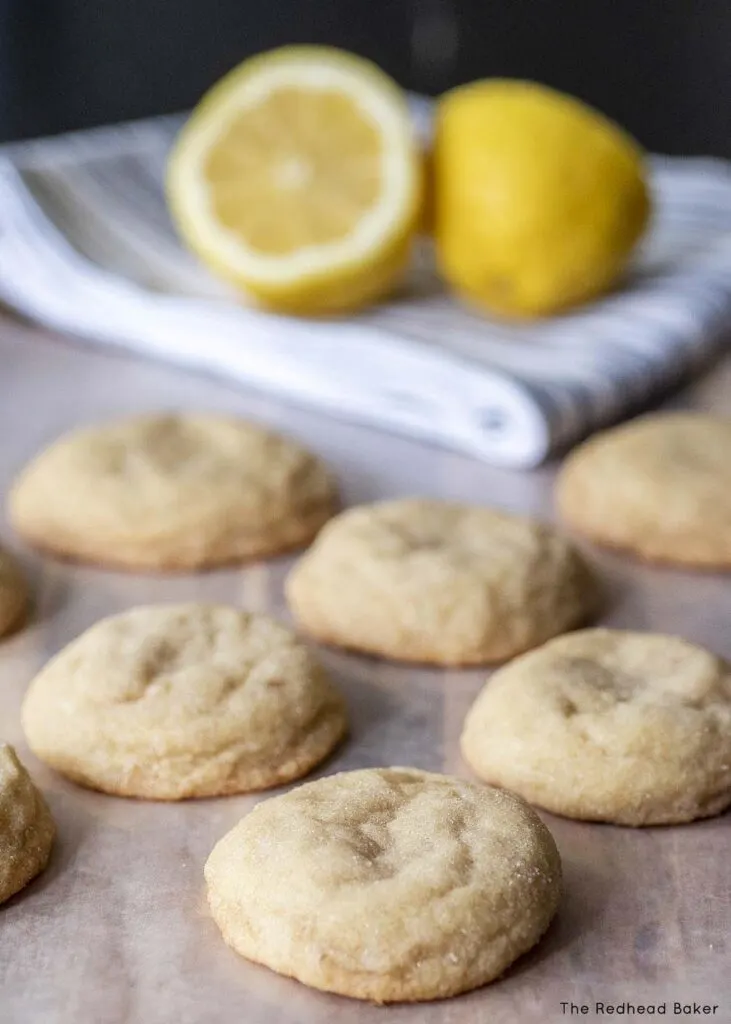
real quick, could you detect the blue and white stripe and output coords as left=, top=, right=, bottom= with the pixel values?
left=0, top=111, right=730, bottom=467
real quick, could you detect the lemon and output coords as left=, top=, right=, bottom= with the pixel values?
left=434, top=80, right=651, bottom=318
left=167, top=46, right=423, bottom=315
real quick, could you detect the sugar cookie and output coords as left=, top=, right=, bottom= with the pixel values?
left=9, top=414, right=337, bottom=570
left=0, top=547, right=29, bottom=637
left=205, top=767, right=561, bottom=1001
left=462, top=628, right=731, bottom=825
left=22, top=604, right=346, bottom=799
left=286, top=498, right=596, bottom=664
left=557, top=412, right=731, bottom=567
left=0, top=745, right=54, bottom=904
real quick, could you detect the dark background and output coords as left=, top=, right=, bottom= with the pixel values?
left=1, top=0, right=730, bottom=155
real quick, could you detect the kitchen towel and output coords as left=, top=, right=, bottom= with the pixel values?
left=1, top=105, right=731, bottom=467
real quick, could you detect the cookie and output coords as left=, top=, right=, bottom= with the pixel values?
left=556, top=412, right=731, bottom=568
left=285, top=498, right=596, bottom=665
left=205, top=767, right=561, bottom=1002
left=0, top=745, right=55, bottom=904
left=0, top=547, right=29, bottom=637
left=8, top=413, right=337, bottom=570
left=22, top=604, right=347, bottom=799
left=461, top=628, right=731, bottom=826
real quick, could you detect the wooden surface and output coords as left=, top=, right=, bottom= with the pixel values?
left=1, top=317, right=729, bottom=1024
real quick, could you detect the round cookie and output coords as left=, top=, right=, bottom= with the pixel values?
left=0, top=546, right=29, bottom=637
left=556, top=412, right=731, bottom=568
left=8, top=413, right=337, bottom=570
left=205, top=767, right=562, bottom=1002
left=285, top=498, right=596, bottom=665
left=22, top=604, right=347, bottom=799
left=461, top=628, right=731, bottom=826
left=0, top=745, right=55, bottom=904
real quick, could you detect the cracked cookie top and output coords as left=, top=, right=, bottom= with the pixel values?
left=204, top=767, right=562, bottom=1002
left=21, top=604, right=346, bottom=799
left=8, top=413, right=337, bottom=571
left=461, top=628, right=731, bottom=826
left=286, top=498, right=597, bottom=665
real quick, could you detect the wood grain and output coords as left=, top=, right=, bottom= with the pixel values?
left=0, top=317, right=729, bottom=1024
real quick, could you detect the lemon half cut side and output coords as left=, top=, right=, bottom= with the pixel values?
left=167, top=46, right=423, bottom=314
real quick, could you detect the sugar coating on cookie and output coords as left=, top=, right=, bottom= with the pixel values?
left=286, top=498, right=596, bottom=665
left=461, top=628, right=731, bottom=826
left=8, top=414, right=337, bottom=570
left=22, top=604, right=347, bottom=799
left=205, top=767, right=561, bottom=1002
left=556, top=412, right=731, bottom=567
left=0, top=547, right=29, bottom=637
left=0, top=745, right=55, bottom=904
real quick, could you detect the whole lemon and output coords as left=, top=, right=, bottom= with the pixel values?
left=434, top=80, right=651, bottom=317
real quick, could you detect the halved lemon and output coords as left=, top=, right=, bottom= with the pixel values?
left=167, top=46, right=423, bottom=314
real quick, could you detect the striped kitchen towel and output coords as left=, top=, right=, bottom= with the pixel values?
left=1, top=108, right=731, bottom=467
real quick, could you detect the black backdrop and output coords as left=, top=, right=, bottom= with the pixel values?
left=1, top=0, right=730, bottom=155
